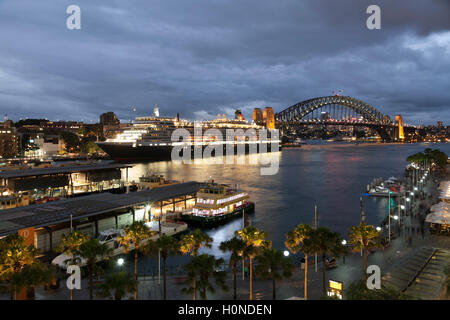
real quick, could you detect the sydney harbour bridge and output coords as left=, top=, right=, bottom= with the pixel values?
left=252, top=95, right=409, bottom=142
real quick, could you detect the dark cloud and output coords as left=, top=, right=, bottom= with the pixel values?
left=0, top=0, right=448, bottom=124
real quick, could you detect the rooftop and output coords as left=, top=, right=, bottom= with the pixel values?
left=0, top=162, right=132, bottom=179
left=0, top=181, right=200, bottom=236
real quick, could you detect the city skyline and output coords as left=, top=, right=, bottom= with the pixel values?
left=0, top=1, right=449, bottom=124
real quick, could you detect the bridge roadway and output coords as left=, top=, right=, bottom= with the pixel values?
left=0, top=181, right=200, bottom=237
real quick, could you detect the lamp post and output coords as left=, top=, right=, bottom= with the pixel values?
left=388, top=191, right=392, bottom=243
left=341, top=240, right=347, bottom=264
left=117, top=257, right=125, bottom=272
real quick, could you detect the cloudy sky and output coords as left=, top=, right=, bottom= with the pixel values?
left=0, top=0, right=449, bottom=124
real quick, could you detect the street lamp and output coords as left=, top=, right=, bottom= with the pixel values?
left=117, top=258, right=125, bottom=266
left=341, top=240, right=347, bottom=264
left=376, top=227, right=382, bottom=232
left=388, top=191, right=392, bottom=243
left=283, top=250, right=289, bottom=257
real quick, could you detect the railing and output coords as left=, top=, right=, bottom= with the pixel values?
left=400, top=248, right=437, bottom=293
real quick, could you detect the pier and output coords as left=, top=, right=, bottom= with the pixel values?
left=0, top=181, right=199, bottom=252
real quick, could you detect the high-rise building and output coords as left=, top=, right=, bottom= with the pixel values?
left=0, top=121, right=18, bottom=158
left=263, top=107, right=275, bottom=130
left=252, top=108, right=263, bottom=123
left=100, top=112, right=120, bottom=125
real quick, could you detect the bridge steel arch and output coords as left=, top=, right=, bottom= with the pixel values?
left=275, top=96, right=388, bottom=124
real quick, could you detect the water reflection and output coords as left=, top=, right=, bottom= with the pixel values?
left=126, top=143, right=450, bottom=263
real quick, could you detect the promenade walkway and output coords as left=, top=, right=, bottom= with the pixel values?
left=1, top=171, right=448, bottom=300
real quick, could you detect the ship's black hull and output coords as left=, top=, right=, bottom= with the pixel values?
left=97, top=142, right=280, bottom=162
left=181, top=202, right=255, bottom=228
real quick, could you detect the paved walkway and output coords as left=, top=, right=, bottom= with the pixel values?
left=1, top=171, right=449, bottom=300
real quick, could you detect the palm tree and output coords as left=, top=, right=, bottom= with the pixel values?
left=181, top=254, right=228, bottom=300
left=306, top=227, right=346, bottom=297
left=56, top=231, right=90, bottom=300
left=348, top=222, right=381, bottom=283
left=96, top=272, right=136, bottom=300
left=235, top=226, right=271, bottom=300
left=117, top=221, right=155, bottom=300
left=79, top=238, right=112, bottom=300
left=0, top=234, right=40, bottom=300
left=179, top=229, right=212, bottom=257
left=285, top=223, right=313, bottom=299
left=10, top=263, right=52, bottom=300
left=255, top=248, right=294, bottom=300
left=146, top=235, right=180, bottom=300
left=219, top=236, right=246, bottom=300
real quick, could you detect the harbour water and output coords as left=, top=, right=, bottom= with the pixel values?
left=124, top=142, right=450, bottom=270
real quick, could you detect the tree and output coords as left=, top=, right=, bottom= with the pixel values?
left=179, top=229, right=212, bottom=257
left=80, top=139, right=100, bottom=155
left=219, top=236, right=246, bottom=300
left=0, top=234, right=40, bottom=300
left=146, top=235, right=180, bottom=300
left=96, top=272, right=136, bottom=300
left=235, top=226, right=271, bottom=300
left=305, top=227, right=346, bottom=296
left=60, top=131, right=80, bottom=153
left=56, top=231, right=90, bottom=300
left=181, top=254, right=228, bottom=300
left=348, top=223, right=381, bottom=283
left=117, top=221, right=155, bottom=300
left=255, top=248, right=294, bottom=300
left=10, top=263, right=52, bottom=300
left=285, top=224, right=313, bottom=299
left=79, top=238, right=112, bottom=300
left=407, top=148, right=448, bottom=170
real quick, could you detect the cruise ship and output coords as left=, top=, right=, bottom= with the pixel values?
left=97, top=108, right=280, bottom=162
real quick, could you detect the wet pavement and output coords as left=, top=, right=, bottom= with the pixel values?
left=1, top=171, right=449, bottom=300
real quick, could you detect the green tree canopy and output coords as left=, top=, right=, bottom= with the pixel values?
left=255, top=248, right=294, bottom=300
left=96, top=272, right=136, bottom=300
left=407, top=148, right=448, bottom=169
left=181, top=254, right=228, bottom=300
left=179, top=229, right=212, bottom=256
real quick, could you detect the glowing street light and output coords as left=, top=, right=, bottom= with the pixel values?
left=117, top=258, right=125, bottom=266
left=283, top=250, right=289, bottom=257
left=376, top=227, right=382, bottom=232
left=341, top=239, right=347, bottom=245
left=400, top=205, right=405, bottom=210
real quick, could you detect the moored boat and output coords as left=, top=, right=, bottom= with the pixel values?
left=181, top=180, right=255, bottom=228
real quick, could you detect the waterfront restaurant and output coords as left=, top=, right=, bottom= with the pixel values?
left=426, top=180, right=450, bottom=235
left=0, top=163, right=132, bottom=205
left=0, top=181, right=199, bottom=253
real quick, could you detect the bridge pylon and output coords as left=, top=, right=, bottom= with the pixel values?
left=394, top=114, right=404, bottom=140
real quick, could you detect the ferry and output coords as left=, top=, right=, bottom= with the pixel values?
left=97, top=108, right=280, bottom=162
left=137, top=174, right=180, bottom=190
left=181, top=180, right=255, bottom=228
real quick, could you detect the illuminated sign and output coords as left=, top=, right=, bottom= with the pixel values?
left=329, top=280, right=342, bottom=291
left=328, top=280, right=343, bottom=299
